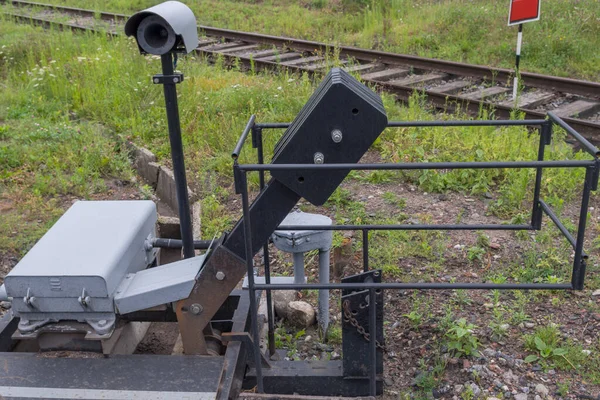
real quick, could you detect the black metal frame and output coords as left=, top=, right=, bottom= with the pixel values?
left=232, top=113, right=599, bottom=395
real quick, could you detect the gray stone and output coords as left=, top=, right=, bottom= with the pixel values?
left=535, top=384, right=549, bottom=397
left=524, top=322, right=535, bottom=328
left=454, top=384, right=464, bottom=394
left=287, top=301, right=316, bottom=328
left=592, top=289, right=600, bottom=296
left=272, top=290, right=297, bottom=319
left=503, top=370, right=518, bottom=384
left=514, top=394, right=528, bottom=400
left=469, top=383, right=481, bottom=397
left=483, top=348, right=496, bottom=357
left=534, top=396, right=542, bottom=400
left=0, top=301, right=11, bottom=309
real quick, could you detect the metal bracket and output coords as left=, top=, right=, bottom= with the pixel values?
left=341, top=270, right=384, bottom=378
left=152, top=73, right=184, bottom=85
left=78, top=288, right=91, bottom=309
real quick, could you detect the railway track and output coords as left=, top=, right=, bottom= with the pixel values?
left=3, top=0, right=600, bottom=143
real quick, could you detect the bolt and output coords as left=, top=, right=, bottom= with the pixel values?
left=173, top=77, right=179, bottom=83
left=314, top=152, right=325, bottom=164
left=190, top=303, right=203, bottom=315
left=98, top=319, right=107, bottom=326
left=331, top=129, right=343, bottom=143
left=153, top=78, right=160, bottom=84
left=215, top=271, right=226, bottom=281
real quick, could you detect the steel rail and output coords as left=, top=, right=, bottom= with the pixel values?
left=3, top=3, right=600, bottom=143
left=4, top=0, right=599, bottom=98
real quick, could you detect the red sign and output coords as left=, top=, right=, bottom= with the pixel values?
left=508, top=0, right=541, bottom=26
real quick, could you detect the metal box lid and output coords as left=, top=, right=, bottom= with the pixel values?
left=5, top=201, right=157, bottom=299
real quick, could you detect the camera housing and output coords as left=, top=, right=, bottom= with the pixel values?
left=125, top=1, right=199, bottom=55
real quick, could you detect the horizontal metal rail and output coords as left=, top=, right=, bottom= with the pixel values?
left=256, top=119, right=549, bottom=130
left=253, top=282, right=572, bottom=290
left=238, top=160, right=594, bottom=171
left=276, top=224, right=532, bottom=231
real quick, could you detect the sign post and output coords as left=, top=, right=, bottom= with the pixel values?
left=508, top=0, right=541, bottom=100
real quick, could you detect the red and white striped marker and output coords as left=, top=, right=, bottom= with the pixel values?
left=508, top=0, right=541, bottom=100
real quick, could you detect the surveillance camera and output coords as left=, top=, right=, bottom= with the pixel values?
left=125, top=1, right=199, bottom=56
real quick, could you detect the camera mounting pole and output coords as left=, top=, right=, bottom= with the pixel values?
left=154, top=54, right=194, bottom=259
left=125, top=1, right=200, bottom=259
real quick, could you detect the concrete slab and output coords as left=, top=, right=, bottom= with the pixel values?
left=388, top=73, right=448, bottom=87
left=430, top=80, right=473, bottom=95
left=553, top=100, right=600, bottom=118
left=462, top=86, right=511, bottom=100
left=361, top=67, right=410, bottom=81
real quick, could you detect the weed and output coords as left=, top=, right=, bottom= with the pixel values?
left=446, top=318, right=480, bottom=357
left=523, top=325, right=586, bottom=370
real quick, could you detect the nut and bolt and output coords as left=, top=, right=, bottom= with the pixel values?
left=173, top=77, right=179, bottom=83
left=190, top=303, right=203, bottom=315
left=314, top=152, right=325, bottom=164
left=153, top=78, right=160, bottom=84
left=331, top=129, right=343, bottom=143
left=215, top=271, right=226, bottom=281
left=98, top=319, right=107, bottom=326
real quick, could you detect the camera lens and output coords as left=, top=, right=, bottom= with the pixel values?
left=137, top=15, right=177, bottom=55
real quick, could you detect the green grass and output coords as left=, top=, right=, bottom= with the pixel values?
left=0, top=20, right=595, bottom=268
left=12, top=0, right=600, bottom=80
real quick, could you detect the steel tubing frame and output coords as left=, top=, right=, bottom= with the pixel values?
left=233, top=113, right=598, bottom=396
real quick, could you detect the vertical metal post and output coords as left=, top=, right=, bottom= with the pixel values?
left=293, top=253, right=306, bottom=284
left=369, top=287, right=377, bottom=396
left=362, top=229, right=369, bottom=272
left=240, top=170, right=264, bottom=392
left=160, top=53, right=194, bottom=259
left=254, top=126, right=266, bottom=189
left=254, top=124, right=275, bottom=355
left=318, top=249, right=330, bottom=336
left=531, top=121, right=550, bottom=230
left=512, top=23, right=523, bottom=100
left=572, top=167, right=593, bottom=290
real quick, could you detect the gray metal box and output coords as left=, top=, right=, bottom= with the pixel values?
left=5, top=201, right=157, bottom=319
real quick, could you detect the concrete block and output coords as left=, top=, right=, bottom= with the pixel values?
left=156, top=166, right=194, bottom=214
left=157, top=215, right=181, bottom=239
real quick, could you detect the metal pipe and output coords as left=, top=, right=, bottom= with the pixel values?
left=238, top=160, right=594, bottom=171
left=255, top=119, right=547, bottom=130
left=152, top=238, right=212, bottom=250
left=232, top=114, right=256, bottom=159
left=572, top=167, right=593, bottom=290
left=539, top=200, right=582, bottom=254
left=275, top=223, right=532, bottom=231
left=239, top=170, right=264, bottom=392
left=293, top=253, right=305, bottom=284
left=318, top=249, right=330, bottom=336
left=548, top=112, right=600, bottom=157
left=254, top=282, right=572, bottom=290
left=160, top=53, right=194, bottom=259
left=531, top=121, right=550, bottom=229
left=362, top=229, right=369, bottom=272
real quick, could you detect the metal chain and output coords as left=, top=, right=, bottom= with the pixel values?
left=342, top=300, right=386, bottom=351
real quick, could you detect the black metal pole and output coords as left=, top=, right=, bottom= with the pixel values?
left=572, top=167, right=593, bottom=290
left=531, top=121, right=550, bottom=230
left=160, top=53, right=194, bottom=259
left=239, top=168, right=264, bottom=392
left=254, top=124, right=276, bottom=356
left=362, top=229, right=369, bottom=272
